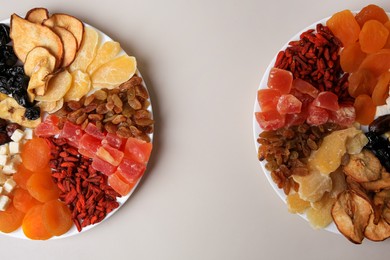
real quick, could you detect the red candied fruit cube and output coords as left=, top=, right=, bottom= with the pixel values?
left=257, top=89, right=282, bottom=112
left=124, top=137, right=153, bottom=165
left=292, top=78, right=319, bottom=98
left=78, top=133, right=101, bottom=158
left=108, top=173, right=136, bottom=196
left=267, top=67, right=293, bottom=94
left=116, top=158, right=146, bottom=184
left=312, top=91, right=340, bottom=112
left=101, top=132, right=123, bottom=149
left=92, top=156, right=117, bottom=176
left=276, top=94, right=302, bottom=115
left=328, top=105, right=356, bottom=126
left=60, top=121, right=84, bottom=147
left=85, top=123, right=106, bottom=140
left=255, top=110, right=285, bottom=131
left=96, top=144, right=124, bottom=166
left=306, top=104, right=329, bottom=126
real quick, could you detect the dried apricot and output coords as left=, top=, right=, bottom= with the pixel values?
left=340, top=42, right=366, bottom=72
left=359, top=20, right=389, bottom=53
left=21, top=137, right=51, bottom=171
left=42, top=200, right=73, bottom=236
left=27, top=172, right=59, bottom=203
left=13, top=164, right=34, bottom=190
left=348, top=69, right=378, bottom=97
left=355, top=4, right=389, bottom=27
left=358, top=49, right=390, bottom=77
left=13, top=188, right=42, bottom=213
left=372, top=71, right=390, bottom=106
left=326, top=10, right=360, bottom=47
left=22, top=204, right=52, bottom=240
left=384, top=21, right=390, bottom=48
left=354, top=94, right=376, bottom=125
left=0, top=204, right=24, bottom=233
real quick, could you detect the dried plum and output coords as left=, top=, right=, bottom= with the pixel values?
left=365, top=131, right=390, bottom=172
left=0, top=24, right=10, bottom=46
left=369, top=115, right=390, bottom=135
left=24, top=106, right=40, bottom=120
left=0, top=131, right=10, bottom=145
left=0, top=45, right=17, bottom=67
left=12, top=92, right=30, bottom=107
left=6, top=123, right=20, bottom=137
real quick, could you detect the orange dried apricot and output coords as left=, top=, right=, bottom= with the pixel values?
left=384, top=21, right=390, bottom=48
left=21, top=137, right=51, bottom=171
left=326, top=10, right=360, bottom=47
left=348, top=69, right=378, bottom=97
left=359, top=20, right=389, bottom=53
left=372, top=71, right=390, bottom=106
left=22, top=204, right=52, bottom=240
left=0, top=204, right=25, bottom=233
left=340, top=42, right=366, bottom=72
left=13, top=187, right=42, bottom=213
left=42, top=200, right=73, bottom=236
left=27, top=172, right=59, bottom=203
left=354, top=94, right=376, bottom=125
left=358, top=49, right=390, bottom=77
left=355, top=4, right=389, bottom=27
left=13, top=164, right=34, bottom=190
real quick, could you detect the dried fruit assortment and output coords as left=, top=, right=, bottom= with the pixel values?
left=255, top=4, right=390, bottom=243
left=0, top=7, right=153, bottom=240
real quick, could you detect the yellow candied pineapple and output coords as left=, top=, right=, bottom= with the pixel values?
left=307, top=193, right=336, bottom=229
left=69, top=27, right=99, bottom=72
left=293, top=168, right=332, bottom=203
left=64, top=70, right=91, bottom=102
left=87, top=41, right=121, bottom=75
left=287, top=193, right=311, bottom=214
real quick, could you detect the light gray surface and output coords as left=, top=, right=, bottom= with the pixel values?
left=0, top=0, right=389, bottom=259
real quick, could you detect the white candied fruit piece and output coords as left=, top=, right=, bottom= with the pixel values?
left=0, top=195, right=10, bottom=211
left=0, top=154, right=8, bottom=166
left=24, top=128, right=33, bottom=140
left=0, top=143, right=9, bottom=155
left=3, top=162, right=16, bottom=174
left=3, top=178, right=16, bottom=194
left=11, top=154, right=21, bottom=165
left=0, top=173, right=6, bottom=185
left=0, top=186, right=3, bottom=194
left=10, top=129, right=24, bottom=142
left=9, top=142, right=21, bottom=154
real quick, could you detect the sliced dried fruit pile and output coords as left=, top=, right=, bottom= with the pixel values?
left=255, top=4, right=390, bottom=243
left=0, top=7, right=154, bottom=240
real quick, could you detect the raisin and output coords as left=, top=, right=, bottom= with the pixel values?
left=0, top=132, right=10, bottom=145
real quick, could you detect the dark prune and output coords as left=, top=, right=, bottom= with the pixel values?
left=24, top=106, right=40, bottom=120
left=0, top=131, right=10, bottom=145
left=13, top=92, right=31, bottom=107
left=6, top=123, right=21, bottom=137
left=0, top=45, right=17, bottom=67
left=365, top=131, right=390, bottom=172
left=0, top=118, right=7, bottom=129
left=6, top=66, right=24, bottom=77
left=369, top=115, right=390, bottom=135
left=0, top=24, right=10, bottom=46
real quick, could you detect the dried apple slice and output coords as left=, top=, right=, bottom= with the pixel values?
left=87, top=41, right=121, bottom=74
left=364, top=214, right=390, bottom=241
left=361, top=177, right=390, bottom=191
left=43, top=13, right=84, bottom=49
left=25, top=8, right=49, bottom=24
left=51, top=26, right=77, bottom=68
left=10, top=14, right=63, bottom=66
left=37, top=100, right=57, bottom=112
left=64, top=70, right=91, bottom=102
left=331, top=190, right=372, bottom=244
left=91, top=55, right=136, bottom=89
left=343, top=149, right=382, bottom=183
left=35, top=70, right=72, bottom=102
left=0, top=98, right=41, bottom=128
left=69, top=27, right=99, bottom=72
left=24, top=47, right=56, bottom=77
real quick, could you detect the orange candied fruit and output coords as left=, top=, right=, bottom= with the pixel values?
left=359, top=20, right=389, bottom=53
left=21, top=137, right=51, bottom=172
left=354, top=94, right=376, bottom=125
left=355, top=4, right=389, bottom=27
left=326, top=9, right=360, bottom=47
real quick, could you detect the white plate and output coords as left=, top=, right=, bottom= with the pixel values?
left=0, top=18, right=154, bottom=239
left=252, top=16, right=339, bottom=234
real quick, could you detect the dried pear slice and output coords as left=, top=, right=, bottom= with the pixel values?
left=64, top=70, right=91, bottom=102
left=35, top=70, right=72, bottom=102
left=383, top=206, right=390, bottom=225
left=37, top=100, right=57, bottom=112
left=24, top=47, right=56, bottom=77
left=343, top=149, right=382, bottom=183
left=91, top=55, right=136, bottom=89
left=331, top=190, right=372, bottom=244
left=25, top=7, right=49, bottom=24
left=364, top=214, right=390, bottom=241
left=10, top=14, right=63, bottom=66
left=361, top=177, right=390, bottom=191
left=0, top=98, right=41, bottom=128
left=27, top=66, right=54, bottom=102
left=43, top=13, right=84, bottom=49
left=51, top=26, right=77, bottom=68
left=69, top=27, right=99, bottom=72
left=87, top=41, right=121, bottom=75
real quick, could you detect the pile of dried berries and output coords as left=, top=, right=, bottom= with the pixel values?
left=275, top=24, right=351, bottom=103
left=55, top=75, right=154, bottom=143
left=46, top=137, right=121, bottom=231
left=257, top=123, right=343, bottom=194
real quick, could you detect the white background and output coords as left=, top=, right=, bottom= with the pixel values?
left=1, top=0, right=390, bottom=259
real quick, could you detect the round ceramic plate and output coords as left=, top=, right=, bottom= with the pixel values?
left=252, top=16, right=339, bottom=234
left=0, top=18, right=153, bottom=239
